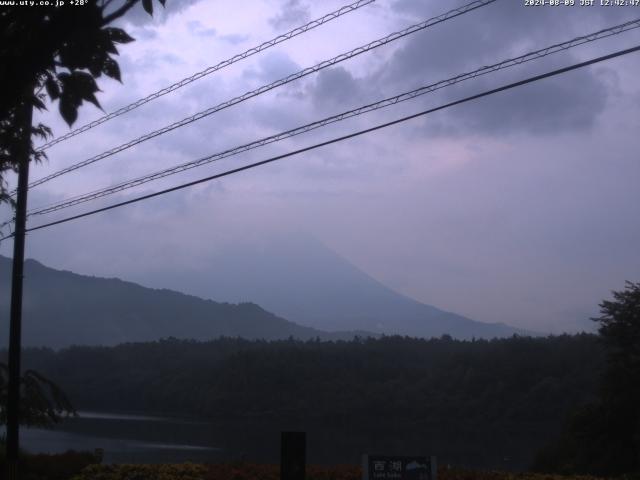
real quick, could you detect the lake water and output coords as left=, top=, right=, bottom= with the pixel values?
left=11, top=412, right=378, bottom=465
left=5, top=411, right=540, bottom=469
left=9, top=411, right=428, bottom=465
left=12, top=411, right=228, bottom=464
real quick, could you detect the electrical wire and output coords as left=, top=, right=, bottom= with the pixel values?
left=36, top=0, right=377, bottom=151
left=1, top=43, right=633, bottom=241
left=24, top=0, right=497, bottom=191
left=27, top=17, right=640, bottom=217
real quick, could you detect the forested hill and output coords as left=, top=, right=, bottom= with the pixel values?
left=0, top=255, right=366, bottom=348
left=8, top=334, right=604, bottom=469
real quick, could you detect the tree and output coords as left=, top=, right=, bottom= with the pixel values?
left=1, top=2, right=167, bottom=476
left=593, top=281, right=640, bottom=473
left=0, top=362, right=75, bottom=428
left=596, top=281, right=640, bottom=397
left=533, top=281, right=640, bottom=475
left=0, top=0, right=166, bottom=208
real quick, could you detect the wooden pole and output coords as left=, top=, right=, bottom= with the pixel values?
left=6, top=96, right=33, bottom=480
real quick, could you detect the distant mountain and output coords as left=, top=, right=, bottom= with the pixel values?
left=131, top=234, right=531, bottom=339
left=0, top=255, right=368, bottom=349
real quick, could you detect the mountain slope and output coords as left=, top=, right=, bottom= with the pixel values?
left=0, top=255, right=364, bottom=348
left=131, top=234, right=529, bottom=339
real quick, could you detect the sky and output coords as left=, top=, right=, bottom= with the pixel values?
left=1, top=0, right=640, bottom=334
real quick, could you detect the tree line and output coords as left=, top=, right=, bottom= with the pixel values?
left=2, top=282, right=638, bottom=473
left=3, top=333, right=604, bottom=470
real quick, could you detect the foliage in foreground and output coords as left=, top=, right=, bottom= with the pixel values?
left=534, top=281, right=640, bottom=476
left=0, top=0, right=166, bottom=210
left=0, top=362, right=75, bottom=428
left=0, top=448, right=98, bottom=480
left=70, top=462, right=207, bottom=480
left=68, top=463, right=613, bottom=480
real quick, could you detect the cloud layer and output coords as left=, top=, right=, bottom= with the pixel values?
left=2, top=0, right=640, bottom=335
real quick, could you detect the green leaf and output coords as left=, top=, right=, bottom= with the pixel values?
left=88, top=57, right=104, bottom=77
left=32, top=123, right=53, bottom=141
left=103, top=57, right=122, bottom=82
left=105, top=27, right=135, bottom=44
left=142, top=0, right=153, bottom=15
left=58, top=71, right=103, bottom=123
left=104, top=39, right=119, bottom=55
left=70, top=71, right=102, bottom=110
left=45, top=76, right=60, bottom=100
left=59, top=98, right=78, bottom=126
left=32, top=100, right=46, bottom=112
left=31, top=95, right=46, bottom=111
left=84, top=92, right=101, bottom=110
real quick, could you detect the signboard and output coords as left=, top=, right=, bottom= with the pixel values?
left=362, top=455, right=436, bottom=480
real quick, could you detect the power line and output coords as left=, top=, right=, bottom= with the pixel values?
left=5, top=43, right=635, bottom=240
left=35, top=0, right=376, bottom=152
left=24, top=0, right=497, bottom=191
left=27, top=17, right=640, bottom=217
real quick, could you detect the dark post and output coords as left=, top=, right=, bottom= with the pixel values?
left=6, top=96, right=34, bottom=480
left=280, top=431, right=306, bottom=480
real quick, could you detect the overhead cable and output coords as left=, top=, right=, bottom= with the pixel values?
left=28, top=17, right=640, bottom=217
left=25, top=0, right=497, bottom=191
left=36, top=0, right=377, bottom=151
left=4, top=43, right=635, bottom=240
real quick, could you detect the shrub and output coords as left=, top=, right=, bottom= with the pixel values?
left=0, top=448, right=98, bottom=480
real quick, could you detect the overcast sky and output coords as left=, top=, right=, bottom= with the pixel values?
left=2, top=0, right=640, bottom=333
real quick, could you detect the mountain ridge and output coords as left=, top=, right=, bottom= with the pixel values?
left=0, top=255, right=372, bottom=348
left=130, top=234, right=531, bottom=339
left=1, top=234, right=532, bottom=347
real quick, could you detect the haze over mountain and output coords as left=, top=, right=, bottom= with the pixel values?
left=130, top=233, right=529, bottom=339
left=0, top=255, right=365, bottom=349
left=0, top=232, right=527, bottom=349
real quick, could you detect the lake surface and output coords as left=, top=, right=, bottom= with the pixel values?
left=11, top=411, right=227, bottom=464
left=5, top=411, right=539, bottom=469
left=11, top=412, right=378, bottom=465
left=8, top=411, right=416, bottom=465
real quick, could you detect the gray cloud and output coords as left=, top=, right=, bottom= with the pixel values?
left=309, top=67, right=364, bottom=113
left=416, top=57, right=610, bottom=136
left=187, top=20, right=217, bottom=37
left=279, top=1, right=637, bottom=141
left=367, top=1, right=640, bottom=137
left=242, top=50, right=301, bottom=82
left=131, top=26, right=158, bottom=40
left=121, top=50, right=185, bottom=74
left=5, top=0, right=638, bottom=337
left=219, top=33, right=250, bottom=45
left=268, top=0, right=310, bottom=31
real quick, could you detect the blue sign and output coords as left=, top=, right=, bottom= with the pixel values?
left=363, top=455, right=436, bottom=480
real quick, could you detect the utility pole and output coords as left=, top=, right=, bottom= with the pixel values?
left=6, top=94, right=34, bottom=480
